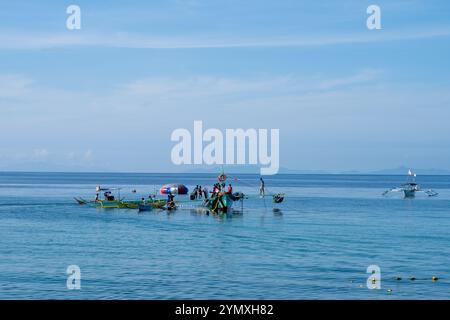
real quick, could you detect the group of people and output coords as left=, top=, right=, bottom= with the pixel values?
left=94, top=191, right=115, bottom=201
left=212, top=182, right=233, bottom=195
left=191, top=185, right=208, bottom=200
left=140, top=194, right=155, bottom=203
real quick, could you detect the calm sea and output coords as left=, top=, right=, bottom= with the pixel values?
left=0, top=172, right=449, bottom=299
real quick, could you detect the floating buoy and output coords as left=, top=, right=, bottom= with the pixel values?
left=432, top=276, right=439, bottom=282
left=395, top=277, right=402, bottom=281
left=410, top=277, right=416, bottom=281
left=387, top=289, right=393, bottom=293
left=160, top=184, right=189, bottom=195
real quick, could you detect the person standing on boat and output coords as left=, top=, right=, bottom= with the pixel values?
left=227, top=184, right=233, bottom=194
left=198, top=186, right=203, bottom=199
left=259, top=177, right=265, bottom=197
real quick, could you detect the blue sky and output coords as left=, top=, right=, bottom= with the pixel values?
left=0, top=0, right=449, bottom=172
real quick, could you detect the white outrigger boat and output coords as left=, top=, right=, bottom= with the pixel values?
left=382, top=169, right=438, bottom=198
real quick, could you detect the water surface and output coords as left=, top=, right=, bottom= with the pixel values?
left=0, top=172, right=449, bottom=299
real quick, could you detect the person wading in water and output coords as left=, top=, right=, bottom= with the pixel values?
left=259, top=177, right=265, bottom=197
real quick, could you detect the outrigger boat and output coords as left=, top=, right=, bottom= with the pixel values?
left=200, top=172, right=242, bottom=214
left=75, top=197, right=167, bottom=209
left=382, top=169, right=438, bottom=198
left=74, top=186, right=166, bottom=209
left=204, top=191, right=245, bottom=214
left=74, top=197, right=138, bottom=209
left=196, top=172, right=286, bottom=214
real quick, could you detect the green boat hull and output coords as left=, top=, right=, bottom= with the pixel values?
left=75, top=197, right=167, bottom=210
left=206, top=193, right=234, bottom=213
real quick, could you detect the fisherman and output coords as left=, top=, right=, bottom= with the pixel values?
left=193, top=185, right=199, bottom=199
left=227, top=184, right=233, bottom=194
left=203, top=187, right=208, bottom=199
left=259, top=177, right=265, bottom=197
left=141, top=197, right=145, bottom=204
left=167, top=193, right=176, bottom=210
left=198, top=186, right=203, bottom=199
left=95, top=193, right=99, bottom=201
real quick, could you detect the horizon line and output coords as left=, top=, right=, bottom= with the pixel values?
left=1, top=170, right=450, bottom=176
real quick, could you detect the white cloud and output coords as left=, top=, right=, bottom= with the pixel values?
left=1, top=70, right=449, bottom=171
left=318, top=69, right=383, bottom=90
left=123, top=76, right=297, bottom=98
left=32, top=148, right=49, bottom=159
left=0, top=26, right=449, bottom=50
left=121, top=70, right=382, bottom=104
left=83, top=149, right=93, bottom=161
left=0, top=74, right=33, bottom=98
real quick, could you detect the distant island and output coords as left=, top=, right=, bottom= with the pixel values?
left=181, top=165, right=450, bottom=175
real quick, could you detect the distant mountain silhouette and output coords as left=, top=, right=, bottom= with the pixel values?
left=182, top=165, right=450, bottom=175
left=367, top=166, right=450, bottom=175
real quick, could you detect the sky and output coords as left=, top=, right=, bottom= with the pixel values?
left=0, top=0, right=449, bottom=173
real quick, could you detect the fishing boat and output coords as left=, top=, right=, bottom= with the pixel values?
left=74, top=197, right=126, bottom=209
left=74, top=186, right=160, bottom=209
left=205, top=192, right=247, bottom=213
left=75, top=195, right=167, bottom=209
left=201, top=173, right=245, bottom=214
left=382, top=169, right=438, bottom=198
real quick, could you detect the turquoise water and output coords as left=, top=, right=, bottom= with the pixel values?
left=0, top=172, right=449, bottom=299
